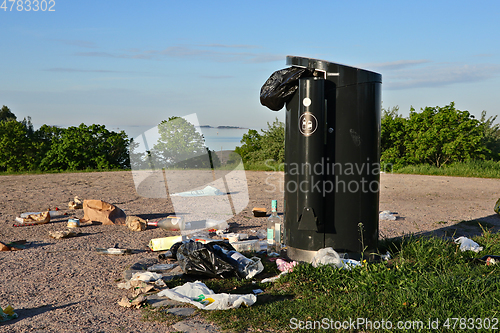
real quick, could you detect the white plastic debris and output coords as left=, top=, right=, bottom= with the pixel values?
left=171, top=185, right=224, bottom=197
left=130, top=271, right=163, bottom=282
left=256, top=229, right=267, bottom=239
left=157, top=281, right=256, bottom=310
left=379, top=211, right=397, bottom=221
left=312, top=247, right=361, bottom=270
left=341, top=259, right=362, bottom=269
left=380, top=251, right=391, bottom=261
left=454, top=236, right=484, bottom=253
left=312, top=247, right=342, bottom=268
left=261, top=272, right=287, bottom=283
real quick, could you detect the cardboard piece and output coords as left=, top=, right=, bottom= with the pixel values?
left=0, top=241, right=10, bottom=251
left=81, top=200, right=126, bottom=225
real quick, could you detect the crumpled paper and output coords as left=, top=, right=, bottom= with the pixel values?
left=118, top=295, right=146, bottom=308
left=125, top=215, right=147, bottom=232
left=157, top=281, right=256, bottom=310
left=49, top=230, right=80, bottom=239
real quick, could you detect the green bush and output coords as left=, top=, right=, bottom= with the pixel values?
left=381, top=102, right=493, bottom=168
left=235, top=118, right=284, bottom=165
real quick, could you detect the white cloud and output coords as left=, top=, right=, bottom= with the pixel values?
left=362, top=59, right=431, bottom=71
left=372, top=60, right=500, bottom=90
left=74, top=44, right=282, bottom=64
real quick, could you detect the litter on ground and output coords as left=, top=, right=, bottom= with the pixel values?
left=157, top=281, right=256, bottom=310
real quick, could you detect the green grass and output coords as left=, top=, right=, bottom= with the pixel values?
left=393, top=160, right=500, bottom=178
left=141, top=231, right=500, bottom=332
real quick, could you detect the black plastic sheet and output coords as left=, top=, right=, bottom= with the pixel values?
left=260, top=66, right=315, bottom=111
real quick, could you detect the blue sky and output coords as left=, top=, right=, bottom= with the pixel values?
left=1, top=1, right=499, bottom=138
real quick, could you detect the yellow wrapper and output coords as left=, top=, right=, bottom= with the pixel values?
left=148, top=236, right=183, bottom=251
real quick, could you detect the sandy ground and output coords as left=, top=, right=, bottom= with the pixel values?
left=1, top=170, right=500, bottom=332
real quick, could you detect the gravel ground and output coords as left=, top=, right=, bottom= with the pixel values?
left=1, top=170, right=499, bottom=332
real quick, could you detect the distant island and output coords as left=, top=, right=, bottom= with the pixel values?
left=199, top=125, right=247, bottom=129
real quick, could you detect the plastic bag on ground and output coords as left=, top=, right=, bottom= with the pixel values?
left=495, top=198, right=500, bottom=215
left=379, top=211, right=397, bottom=221
left=171, top=185, right=224, bottom=197
left=260, top=66, right=315, bottom=111
left=176, top=240, right=238, bottom=278
left=312, top=247, right=342, bottom=268
left=157, top=281, right=256, bottom=310
left=312, top=247, right=361, bottom=270
left=454, top=236, right=483, bottom=253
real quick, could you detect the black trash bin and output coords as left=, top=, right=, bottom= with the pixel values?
left=260, top=56, right=382, bottom=262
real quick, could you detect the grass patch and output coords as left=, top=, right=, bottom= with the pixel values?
left=393, top=160, right=500, bottom=178
left=183, top=233, right=500, bottom=332
left=141, top=304, right=185, bottom=326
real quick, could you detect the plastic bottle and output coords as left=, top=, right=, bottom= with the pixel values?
left=212, top=244, right=263, bottom=279
left=267, top=200, right=282, bottom=254
left=147, top=216, right=184, bottom=230
left=20, top=211, right=63, bottom=218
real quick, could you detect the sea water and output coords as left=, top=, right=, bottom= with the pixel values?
left=119, top=125, right=249, bottom=151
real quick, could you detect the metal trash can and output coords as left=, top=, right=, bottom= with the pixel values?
left=261, top=56, right=382, bottom=262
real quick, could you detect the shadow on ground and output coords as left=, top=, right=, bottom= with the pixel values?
left=0, top=302, right=79, bottom=326
left=416, top=214, right=500, bottom=239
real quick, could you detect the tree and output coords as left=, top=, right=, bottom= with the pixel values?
left=380, top=103, right=488, bottom=168
left=479, top=110, right=500, bottom=160
left=380, top=106, right=407, bottom=168
left=404, top=103, right=486, bottom=167
left=256, top=118, right=285, bottom=163
left=152, top=117, right=219, bottom=169
left=235, top=118, right=285, bottom=164
left=234, top=129, right=262, bottom=163
left=0, top=120, right=33, bottom=171
left=39, top=124, right=130, bottom=171
left=0, top=105, right=16, bottom=122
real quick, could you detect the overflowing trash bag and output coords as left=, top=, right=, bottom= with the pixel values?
left=260, top=66, right=315, bottom=111
left=174, top=240, right=239, bottom=278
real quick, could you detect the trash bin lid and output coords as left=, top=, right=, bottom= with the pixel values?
left=286, top=55, right=381, bottom=87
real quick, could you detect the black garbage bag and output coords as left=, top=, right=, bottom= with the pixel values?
left=175, top=240, right=238, bottom=278
left=260, top=66, right=315, bottom=111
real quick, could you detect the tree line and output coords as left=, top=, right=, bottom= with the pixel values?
left=2, top=102, right=499, bottom=173
left=235, top=102, right=500, bottom=169
left=0, top=105, right=130, bottom=172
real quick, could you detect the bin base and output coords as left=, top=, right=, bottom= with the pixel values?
left=287, top=246, right=318, bottom=263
